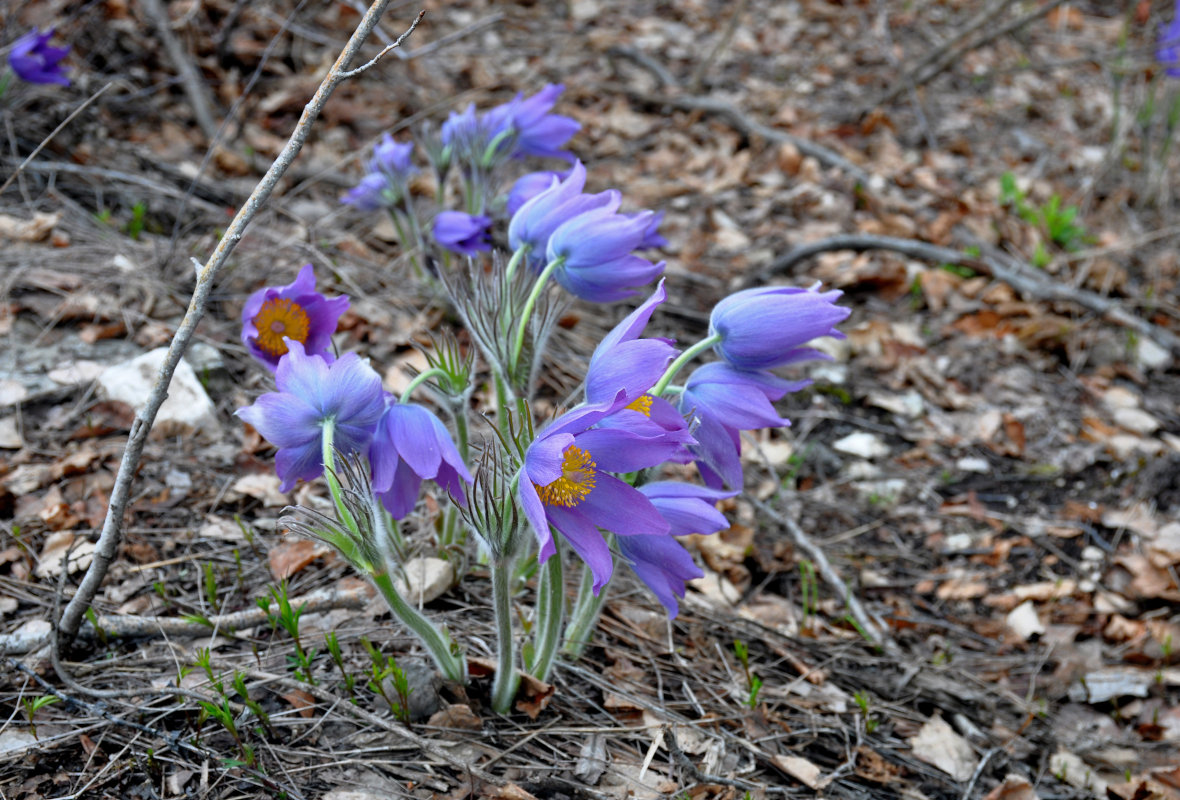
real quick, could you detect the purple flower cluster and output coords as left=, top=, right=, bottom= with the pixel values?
left=8, top=28, right=70, bottom=87
left=342, top=134, right=417, bottom=210
left=432, top=210, right=492, bottom=256
left=237, top=268, right=470, bottom=518
left=443, top=84, right=579, bottom=167
left=507, top=161, right=666, bottom=302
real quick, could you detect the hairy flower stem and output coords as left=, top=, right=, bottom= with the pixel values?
left=399, top=367, right=451, bottom=402
left=562, top=559, right=606, bottom=658
left=388, top=209, right=424, bottom=282
left=527, top=553, right=565, bottom=681
left=321, top=420, right=359, bottom=535
left=370, top=571, right=466, bottom=685
left=510, top=257, right=564, bottom=377
left=502, top=245, right=528, bottom=285
left=650, top=333, right=723, bottom=397
left=489, top=557, right=519, bottom=713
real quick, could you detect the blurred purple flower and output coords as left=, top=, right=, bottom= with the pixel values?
left=1159, top=3, right=1180, bottom=77
left=8, top=28, right=70, bottom=87
left=709, top=286, right=849, bottom=371
left=485, top=84, right=580, bottom=161
left=622, top=482, right=735, bottom=617
left=508, top=161, right=616, bottom=268
left=625, top=210, right=668, bottom=249
left=343, top=134, right=416, bottom=209
left=432, top=210, right=492, bottom=255
left=236, top=341, right=385, bottom=492
left=370, top=402, right=472, bottom=519
left=241, top=264, right=350, bottom=372
left=506, top=170, right=563, bottom=216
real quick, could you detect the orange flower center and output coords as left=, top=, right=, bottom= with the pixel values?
left=252, top=297, right=311, bottom=357
left=625, top=394, right=653, bottom=417
left=535, top=445, right=596, bottom=507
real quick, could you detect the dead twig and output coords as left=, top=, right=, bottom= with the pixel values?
left=55, top=5, right=427, bottom=645
left=141, top=0, right=220, bottom=142
left=751, top=231, right=1180, bottom=356
left=749, top=496, right=899, bottom=657
left=865, top=0, right=1069, bottom=112
left=687, top=0, right=749, bottom=93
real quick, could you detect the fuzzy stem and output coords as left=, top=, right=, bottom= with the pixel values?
left=320, top=419, right=359, bottom=536
left=510, top=256, right=564, bottom=376
left=562, top=560, right=606, bottom=658
left=489, top=557, right=519, bottom=713
left=527, top=553, right=565, bottom=680
left=650, top=333, right=723, bottom=397
left=502, top=244, right=529, bottom=284
left=370, top=571, right=465, bottom=684
left=399, top=367, right=450, bottom=403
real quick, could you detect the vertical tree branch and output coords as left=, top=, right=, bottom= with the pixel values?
left=57, top=5, right=426, bottom=642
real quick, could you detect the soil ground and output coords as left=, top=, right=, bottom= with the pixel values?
left=2, top=1, right=1179, bottom=799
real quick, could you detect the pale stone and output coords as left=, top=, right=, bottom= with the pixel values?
left=909, top=714, right=978, bottom=781
left=1006, top=600, right=1045, bottom=640
left=0, top=416, right=21, bottom=449
left=1136, top=337, right=1171, bottom=370
left=833, top=432, right=890, bottom=460
left=956, top=456, right=990, bottom=473
left=394, top=557, right=455, bottom=605
left=98, top=348, right=219, bottom=439
left=1112, top=407, right=1160, bottom=435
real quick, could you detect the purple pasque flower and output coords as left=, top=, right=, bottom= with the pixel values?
left=236, top=341, right=385, bottom=492
left=342, top=134, right=417, bottom=209
left=8, top=28, right=70, bottom=87
left=506, top=170, right=565, bottom=216
left=709, top=285, right=850, bottom=371
left=369, top=401, right=472, bottom=519
left=507, top=161, right=617, bottom=269
left=517, top=400, right=683, bottom=593
left=432, top=210, right=492, bottom=256
left=679, top=363, right=809, bottom=489
left=1159, top=3, right=1180, bottom=77
left=484, top=84, right=580, bottom=161
left=241, top=264, right=350, bottom=372
left=546, top=204, right=665, bottom=303
left=621, top=482, right=735, bottom=617
left=626, top=210, right=668, bottom=249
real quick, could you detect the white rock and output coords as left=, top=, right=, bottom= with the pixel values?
left=1102, top=386, right=1140, bottom=409
left=810, top=362, right=847, bottom=384
left=1136, top=337, right=1172, bottom=370
left=833, top=432, right=890, bottom=460
left=98, top=348, right=219, bottom=439
left=1112, top=407, right=1160, bottom=435
left=0, top=416, right=21, bottom=449
left=1006, top=600, right=1045, bottom=641
left=943, top=533, right=974, bottom=553
left=394, top=557, right=454, bottom=605
left=956, top=456, right=990, bottom=473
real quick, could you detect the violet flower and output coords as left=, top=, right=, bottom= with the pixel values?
left=680, top=363, right=810, bottom=489
left=546, top=205, right=665, bottom=302
left=343, top=134, right=417, bottom=209
left=432, top=210, right=492, bottom=256
left=484, top=84, right=580, bottom=161
left=709, top=286, right=850, bottom=371
left=8, top=28, right=70, bottom=87
left=236, top=341, right=385, bottom=492
left=517, top=400, right=681, bottom=592
left=241, top=264, right=350, bottom=372
left=506, top=170, right=564, bottom=216
left=1159, top=2, right=1180, bottom=77
left=507, top=161, right=617, bottom=269
left=370, top=402, right=473, bottom=519
left=622, top=482, right=735, bottom=617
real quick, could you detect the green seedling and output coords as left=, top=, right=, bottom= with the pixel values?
left=732, top=639, right=763, bottom=710
left=361, top=636, right=412, bottom=722
left=125, top=201, right=147, bottom=240
left=853, top=689, right=879, bottom=733
left=83, top=607, right=109, bottom=646
left=999, top=172, right=1093, bottom=264
left=232, top=671, right=274, bottom=737
left=203, top=562, right=219, bottom=613
left=22, top=695, right=60, bottom=739
left=324, top=632, right=357, bottom=698
left=260, top=581, right=317, bottom=684
left=197, top=694, right=255, bottom=767
left=798, top=559, right=818, bottom=631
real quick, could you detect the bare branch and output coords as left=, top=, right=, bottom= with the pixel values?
left=56, top=4, right=427, bottom=643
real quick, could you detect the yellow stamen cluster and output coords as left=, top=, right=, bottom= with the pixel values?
left=625, top=394, right=653, bottom=417
left=252, top=297, right=311, bottom=357
left=535, top=445, right=596, bottom=507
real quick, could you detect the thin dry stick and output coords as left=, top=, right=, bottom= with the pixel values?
left=687, top=0, right=749, bottom=92
left=141, top=0, right=220, bottom=142
left=868, top=0, right=1069, bottom=110
left=56, top=5, right=426, bottom=644
left=749, top=497, right=899, bottom=657
left=751, top=231, right=1180, bottom=356
left=0, top=81, right=114, bottom=197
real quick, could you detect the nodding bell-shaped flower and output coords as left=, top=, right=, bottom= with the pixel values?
left=506, top=170, right=565, bottom=216
left=484, top=84, right=580, bottom=162
left=240, top=264, right=350, bottom=372
left=545, top=204, right=665, bottom=302
left=432, top=210, right=493, bottom=256
left=342, top=134, right=417, bottom=209
left=236, top=341, right=385, bottom=492
left=369, top=401, right=473, bottom=520
left=8, top=28, right=70, bottom=86
left=507, top=161, right=616, bottom=269
left=708, top=285, right=850, bottom=371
